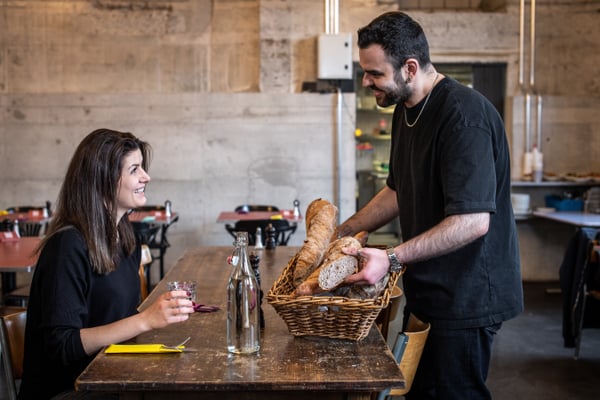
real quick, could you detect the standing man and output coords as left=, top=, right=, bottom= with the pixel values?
left=337, top=12, right=523, bottom=399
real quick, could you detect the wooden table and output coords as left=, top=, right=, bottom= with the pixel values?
left=0, top=237, right=40, bottom=293
left=76, top=246, right=403, bottom=399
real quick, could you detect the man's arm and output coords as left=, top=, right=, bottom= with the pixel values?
left=344, top=212, right=490, bottom=285
left=335, top=185, right=399, bottom=237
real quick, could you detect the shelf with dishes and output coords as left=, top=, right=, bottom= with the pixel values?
left=511, top=185, right=600, bottom=222
left=512, top=172, right=600, bottom=187
left=511, top=179, right=600, bottom=188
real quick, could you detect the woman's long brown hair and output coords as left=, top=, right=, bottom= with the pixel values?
left=39, top=129, right=152, bottom=274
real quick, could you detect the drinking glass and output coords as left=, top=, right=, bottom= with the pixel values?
left=167, top=280, right=197, bottom=303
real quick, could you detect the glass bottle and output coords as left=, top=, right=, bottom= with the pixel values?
left=249, top=252, right=265, bottom=329
left=227, top=231, right=260, bottom=354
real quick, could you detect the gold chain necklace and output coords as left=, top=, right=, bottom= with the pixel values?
left=404, top=73, right=439, bottom=128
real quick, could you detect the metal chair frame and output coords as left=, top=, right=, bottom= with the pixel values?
left=225, top=219, right=297, bottom=246
left=132, top=205, right=179, bottom=281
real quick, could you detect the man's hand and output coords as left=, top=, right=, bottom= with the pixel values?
left=342, top=246, right=390, bottom=285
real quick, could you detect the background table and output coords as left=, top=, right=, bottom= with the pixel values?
left=217, top=210, right=301, bottom=223
left=0, top=237, right=40, bottom=294
left=76, top=246, right=403, bottom=399
left=532, top=211, right=600, bottom=228
left=128, top=210, right=179, bottom=225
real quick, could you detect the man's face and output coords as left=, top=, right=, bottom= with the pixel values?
left=359, top=44, right=411, bottom=107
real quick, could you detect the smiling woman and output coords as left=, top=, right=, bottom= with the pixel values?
left=18, top=129, right=195, bottom=400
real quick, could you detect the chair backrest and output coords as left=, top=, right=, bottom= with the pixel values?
left=376, top=314, right=430, bottom=400
left=225, top=219, right=297, bottom=246
left=0, top=307, right=27, bottom=400
left=375, top=285, right=403, bottom=341
left=0, top=219, right=14, bottom=232
left=134, top=205, right=166, bottom=212
left=131, top=221, right=160, bottom=246
left=234, top=205, right=279, bottom=213
left=17, top=222, right=43, bottom=237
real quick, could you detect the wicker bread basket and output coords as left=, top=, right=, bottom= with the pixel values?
left=267, top=253, right=400, bottom=341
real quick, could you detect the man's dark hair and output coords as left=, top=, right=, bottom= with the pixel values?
left=357, top=12, right=431, bottom=70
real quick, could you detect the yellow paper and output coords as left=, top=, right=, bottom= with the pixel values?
left=105, top=344, right=183, bottom=354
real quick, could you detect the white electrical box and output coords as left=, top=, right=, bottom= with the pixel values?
left=318, top=33, right=353, bottom=80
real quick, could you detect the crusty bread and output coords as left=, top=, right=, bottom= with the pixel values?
left=292, top=198, right=338, bottom=287
left=293, top=275, right=321, bottom=296
left=353, top=230, right=369, bottom=247
left=317, top=257, right=358, bottom=291
left=317, top=236, right=362, bottom=291
left=294, top=235, right=362, bottom=296
left=345, top=274, right=390, bottom=300
left=304, top=198, right=332, bottom=231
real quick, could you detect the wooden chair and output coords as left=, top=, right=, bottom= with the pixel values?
left=6, top=202, right=51, bottom=236
left=375, top=285, right=403, bottom=341
left=376, top=314, right=430, bottom=399
left=0, top=307, right=27, bottom=400
left=138, top=244, right=153, bottom=302
left=131, top=221, right=162, bottom=290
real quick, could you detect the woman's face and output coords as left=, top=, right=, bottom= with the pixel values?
left=116, top=149, right=151, bottom=220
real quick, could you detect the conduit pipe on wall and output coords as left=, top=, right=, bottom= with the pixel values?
left=520, top=0, right=542, bottom=155
left=324, top=0, right=343, bottom=217
left=324, top=0, right=339, bottom=34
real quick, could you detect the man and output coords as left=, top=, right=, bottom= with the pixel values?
left=337, top=12, right=523, bottom=399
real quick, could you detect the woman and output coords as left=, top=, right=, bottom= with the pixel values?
left=19, top=129, right=194, bottom=399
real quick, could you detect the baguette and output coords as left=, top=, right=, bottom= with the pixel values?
left=304, top=198, right=332, bottom=231
left=294, top=235, right=362, bottom=296
left=353, top=230, right=369, bottom=247
left=292, top=198, right=338, bottom=287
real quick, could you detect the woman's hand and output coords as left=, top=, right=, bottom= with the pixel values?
left=140, top=290, right=195, bottom=330
left=80, top=290, right=195, bottom=355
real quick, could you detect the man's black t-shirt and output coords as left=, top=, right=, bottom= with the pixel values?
left=387, top=77, right=523, bottom=329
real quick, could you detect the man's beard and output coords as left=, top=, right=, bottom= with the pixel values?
left=372, top=77, right=411, bottom=108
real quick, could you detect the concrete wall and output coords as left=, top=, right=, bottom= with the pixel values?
left=1, top=0, right=599, bottom=283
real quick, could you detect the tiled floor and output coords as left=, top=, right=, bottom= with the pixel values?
left=488, top=282, right=600, bottom=399
left=1, top=283, right=598, bottom=399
